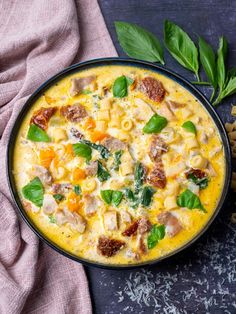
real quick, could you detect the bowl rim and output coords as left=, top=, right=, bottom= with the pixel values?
left=7, top=57, right=232, bottom=270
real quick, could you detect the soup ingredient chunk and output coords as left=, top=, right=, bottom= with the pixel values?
left=31, top=107, right=57, bottom=130
left=147, top=161, right=166, bottom=188
left=70, top=75, right=96, bottom=96
left=140, top=76, right=166, bottom=102
left=97, top=236, right=125, bottom=257
left=60, top=104, right=88, bottom=122
left=157, top=211, right=182, bottom=237
left=149, top=135, right=168, bottom=162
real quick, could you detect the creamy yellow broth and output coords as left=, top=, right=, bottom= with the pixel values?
left=13, top=65, right=225, bottom=265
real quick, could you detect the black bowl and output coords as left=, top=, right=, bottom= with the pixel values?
left=7, top=58, right=232, bottom=269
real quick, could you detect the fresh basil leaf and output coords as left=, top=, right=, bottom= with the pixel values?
left=217, top=36, right=228, bottom=92
left=124, top=188, right=139, bottom=208
left=115, top=21, right=164, bottom=64
left=143, top=113, right=168, bottom=134
left=80, top=89, right=92, bottom=95
left=27, top=124, right=50, bottom=142
left=134, top=162, right=145, bottom=192
left=126, top=77, right=134, bottom=86
left=112, top=150, right=123, bottom=171
left=113, top=75, right=128, bottom=98
left=147, top=224, right=165, bottom=249
left=188, top=173, right=209, bottom=190
left=101, top=190, right=113, bottom=204
left=177, top=189, right=206, bottom=212
left=48, top=215, right=56, bottom=224
left=72, top=143, right=92, bottom=162
left=22, top=177, right=44, bottom=207
left=81, top=140, right=110, bottom=159
left=112, top=191, right=123, bottom=207
left=164, top=20, right=199, bottom=80
left=97, top=161, right=110, bottom=182
left=228, top=67, right=236, bottom=78
left=74, top=185, right=81, bottom=195
left=220, top=76, right=236, bottom=99
left=198, top=36, right=217, bottom=90
left=182, top=121, right=197, bottom=134
left=140, top=186, right=155, bottom=207
left=53, top=194, right=65, bottom=202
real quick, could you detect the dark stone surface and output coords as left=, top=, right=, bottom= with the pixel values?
left=85, top=1, right=236, bottom=313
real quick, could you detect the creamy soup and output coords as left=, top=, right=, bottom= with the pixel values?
left=13, top=65, right=225, bottom=265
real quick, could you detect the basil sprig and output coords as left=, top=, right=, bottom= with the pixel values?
left=182, top=121, right=197, bottom=134
left=100, top=190, right=123, bottom=207
left=27, top=124, right=50, bottom=142
left=177, top=189, right=206, bottom=213
left=164, top=20, right=199, bottom=81
left=22, top=177, right=44, bottom=207
left=115, top=21, right=164, bottom=64
left=72, top=143, right=92, bottom=162
left=143, top=113, right=168, bottom=134
left=147, top=224, right=165, bottom=249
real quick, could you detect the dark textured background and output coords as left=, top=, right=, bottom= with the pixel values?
left=85, top=1, right=236, bottom=313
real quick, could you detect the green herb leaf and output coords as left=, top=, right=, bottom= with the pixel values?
left=164, top=20, right=199, bottom=80
left=198, top=36, right=217, bottom=90
left=147, top=224, right=165, bottom=249
left=112, top=191, right=123, bottom=207
left=72, top=143, right=92, bottom=162
left=113, top=75, right=128, bottom=98
left=74, top=185, right=81, bottom=195
left=112, top=150, right=123, bottom=171
left=100, top=190, right=113, bottom=204
left=115, top=21, right=164, bottom=64
left=134, top=162, right=145, bottom=192
left=188, top=173, right=209, bottom=190
left=143, top=113, right=168, bottom=134
left=97, top=161, right=110, bottom=182
left=228, top=67, right=236, bottom=78
left=48, top=215, right=56, bottom=224
left=217, top=36, right=228, bottom=92
left=177, top=189, right=206, bottom=212
left=140, top=186, right=155, bottom=207
left=126, top=77, right=134, bottom=86
left=220, top=76, right=236, bottom=99
left=80, top=89, right=92, bottom=95
left=27, top=124, right=50, bottom=142
left=81, top=140, right=110, bottom=159
left=22, top=177, right=44, bottom=207
left=123, top=188, right=140, bottom=209
left=53, top=194, right=65, bottom=202
left=182, top=121, right=197, bottom=134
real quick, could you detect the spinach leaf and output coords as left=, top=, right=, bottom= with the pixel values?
left=53, top=194, right=65, bottom=202
left=182, top=121, right=197, bottom=134
left=97, top=161, right=110, bottom=182
left=113, top=75, right=128, bottom=98
left=124, top=188, right=140, bottom=208
left=112, top=150, right=123, bottom=171
left=74, top=185, right=81, bottom=195
left=81, top=140, right=110, bottom=159
left=140, top=186, right=155, bottom=207
left=177, top=189, right=206, bottom=212
left=143, top=113, right=168, bottom=134
left=147, top=224, right=165, bottom=249
left=188, top=173, right=209, bottom=190
left=22, top=177, right=44, bottom=207
left=217, top=36, right=228, bottom=92
left=48, top=215, right=56, bottom=224
left=27, top=124, right=50, bottom=142
left=72, top=143, right=92, bottom=162
left=134, top=162, right=145, bottom=192
left=115, top=21, right=164, bottom=64
left=112, top=191, right=123, bottom=207
left=198, top=36, right=217, bottom=100
left=100, top=190, right=113, bottom=204
left=164, top=20, right=199, bottom=80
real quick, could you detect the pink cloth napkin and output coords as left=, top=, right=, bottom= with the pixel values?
left=0, top=0, right=117, bottom=313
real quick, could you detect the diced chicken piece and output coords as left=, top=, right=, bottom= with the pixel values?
left=85, top=161, right=98, bottom=176
left=199, top=132, right=208, bottom=144
left=187, top=181, right=200, bottom=195
left=140, top=77, right=166, bottom=102
left=70, top=75, right=96, bottom=96
left=159, top=102, right=176, bottom=121
left=101, top=136, right=126, bottom=152
left=84, top=194, right=97, bottom=216
left=165, top=161, right=186, bottom=178
left=51, top=183, right=72, bottom=194
left=134, top=98, right=154, bottom=121
left=60, top=104, right=88, bottom=122
left=149, top=135, right=168, bottom=162
left=32, top=165, right=53, bottom=185
left=71, top=213, right=86, bottom=233
left=181, top=108, right=193, bottom=119
left=120, top=211, right=131, bottom=224
left=70, top=127, right=84, bottom=139
left=157, top=211, right=182, bottom=237
left=104, top=211, right=118, bottom=231
left=206, top=162, right=217, bottom=177
left=125, top=249, right=140, bottom=260
left=42, top=194, right=58, bottom=214
left=137, top=235, right=147, bottom=254
left=138, top=217, right=152, bottom=234
left=147, top=161, right=167, bottom=188
left=55, top=211, right=68, bottom=226
left=209, top=145, right=222, bottom=158
left=31, top=107, right=57, bottom=130
left=168, top=100, right=186, bottom=110
left=97, top=236, right=125, bottom=257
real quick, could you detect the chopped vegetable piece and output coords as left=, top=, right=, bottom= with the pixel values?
left=48, top=215, right=56, bottom=223
left=100, top=190, right=113, bottom=204
left=177, top=189, right=206, bottom=212
left=134, top=162, right=145, bottom=192
left=74, top=185, right=81, bottom=195
left=53, top=194, right=65, bottom=202
left=81, top=139, right=110, bottom=159
left=27, top=124, right=50, bottom=142
left=112, top=150, right=123, bottom=171
left=101, top=190, right=123, bottom=207
left=147, top=224, right=165, bottom=249
left=112, top=191, right=123, bottom=207
left=22, top=177, right=44, bottom=207
left=72, top=143, right=92, bottom=162
left=143, top=114, right=168, bottom=134
left=182, top=121, right=197, bottom=134
left=113, top=75, right=128, bottom=98
left=187, top=172, right=209, bottom=190
left=97, top=161, right=110, bottom=182
left=140, top=186, right=155, bottom=206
